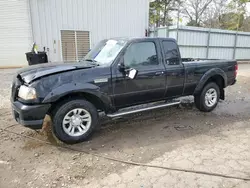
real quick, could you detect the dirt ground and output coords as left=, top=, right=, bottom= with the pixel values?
left=0, top=64, right=250, bottom=188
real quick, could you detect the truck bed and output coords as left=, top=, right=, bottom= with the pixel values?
left=182, top=59, right=237, bottom=87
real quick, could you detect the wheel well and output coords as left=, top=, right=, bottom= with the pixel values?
left=205, top=75, right=225, bottom=100
left=205, top=75, right=225, bottom=89
left=48, top=92, right=105, bottom=115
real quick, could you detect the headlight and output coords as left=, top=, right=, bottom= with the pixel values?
left=18, top=85, right=37, bottom=100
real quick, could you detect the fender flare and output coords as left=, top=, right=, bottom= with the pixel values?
left=194, top=68, right=227, bottom=95
left=42, top=82, right=112, bottom=110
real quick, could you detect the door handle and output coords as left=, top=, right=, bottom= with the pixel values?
left=155, top=71, right=164, bottom=76
left=171, top=72, right=178, bottom=76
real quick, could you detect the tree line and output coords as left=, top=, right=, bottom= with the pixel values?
left=149, top=0, right=250, bottom=31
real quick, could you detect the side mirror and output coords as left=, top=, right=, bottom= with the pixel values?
left=118, top=62, right=125, bottom=72
left=127, top=68, right=138, bottom=79
left=118, top=58, right=138, bottom=79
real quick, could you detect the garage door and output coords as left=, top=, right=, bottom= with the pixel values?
left=0, top=0, right=32, bottom=67
left=61, top=30, right=90, bottom=61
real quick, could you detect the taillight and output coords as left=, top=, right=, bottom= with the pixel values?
left=235, top=64, right=238, bottom=77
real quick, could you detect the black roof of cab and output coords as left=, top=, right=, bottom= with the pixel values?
left=109, top=37, right=177, bottom=43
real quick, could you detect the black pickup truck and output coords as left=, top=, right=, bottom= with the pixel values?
left=11, top=37, right=237, bottom=144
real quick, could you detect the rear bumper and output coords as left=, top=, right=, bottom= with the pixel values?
left=231, top=79, right=237, bottom=85
left=12, top=101, right=51, bottom=130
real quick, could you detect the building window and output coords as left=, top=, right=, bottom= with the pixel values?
left=61, top=30, right=90, bottom=61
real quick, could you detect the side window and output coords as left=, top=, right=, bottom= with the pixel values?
left=162, top=41, right=180, bottom=65
left=124, top=42, right=158, bottom=68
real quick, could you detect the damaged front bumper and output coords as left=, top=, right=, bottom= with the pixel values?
left=12, top=101, right=51, bottom=130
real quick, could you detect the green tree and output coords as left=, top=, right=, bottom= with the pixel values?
left=224, top=0, right=249, bottom=30
left=219, top=12, right=244, bottom=30
left=242, top=16, right=250, bottom=31
left=149, top=0, right=178, bottom=27
left=202, top=0, right=250, bottom=31
left=149, top=0, right=162, bottom=27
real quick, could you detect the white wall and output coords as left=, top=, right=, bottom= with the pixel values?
left=0, top=0, right=33, bottom=67
left=30, top=0, right=150, bottom=62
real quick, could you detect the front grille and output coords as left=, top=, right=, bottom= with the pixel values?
left=11, top=77, right=21, bottom=101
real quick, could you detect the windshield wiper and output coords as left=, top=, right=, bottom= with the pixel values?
left=82, top=58, right=100, bottom=66
left=84, top=58, right=97, bottom=62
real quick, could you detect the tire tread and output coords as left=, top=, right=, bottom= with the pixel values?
left=194, top=82, right=220, bottom=112
left=52, top=99, right=98, bottom=144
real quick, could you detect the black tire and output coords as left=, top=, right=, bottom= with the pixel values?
left=52, top=99, right=99, bottom=144
left=194, top=82, right=220, bottom=112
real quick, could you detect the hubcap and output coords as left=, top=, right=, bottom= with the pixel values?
left=62, top=108, right=92, bottom=137
left=205, top=88, right=217, bottom=107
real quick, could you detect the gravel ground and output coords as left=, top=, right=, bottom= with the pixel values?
left=0, top=64, right=250, bottom=188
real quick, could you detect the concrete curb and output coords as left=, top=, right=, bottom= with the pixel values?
left=0, top=66, right=23, bottom=69
left=237, top=61, right=250, bottom=64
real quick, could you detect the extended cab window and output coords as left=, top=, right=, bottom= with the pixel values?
left=124, top=42, right=158, bottom=68
left=162, top=41, right=180, bottom=65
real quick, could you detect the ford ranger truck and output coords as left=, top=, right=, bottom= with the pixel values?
left=11, top=37, right=237, bottom=144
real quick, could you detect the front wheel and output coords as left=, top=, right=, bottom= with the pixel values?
left=52, top=99, right=99, bottom=144
left=194, top=82, right=220, bottom=112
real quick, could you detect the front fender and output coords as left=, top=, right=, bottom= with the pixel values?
left=42, top=82, right=112, bottom=109
left=194, top=68, right=227, bottom=95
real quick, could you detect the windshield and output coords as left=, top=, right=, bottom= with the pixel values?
left=83, top=39, right=127, bottom=65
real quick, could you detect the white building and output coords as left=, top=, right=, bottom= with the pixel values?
left=0, top=0, right=150, bottom=67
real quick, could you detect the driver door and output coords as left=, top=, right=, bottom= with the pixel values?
left=111, top=40, right=166, bottom=108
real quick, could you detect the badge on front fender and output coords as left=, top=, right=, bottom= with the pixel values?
left=94, top=78, right=108, bottom=83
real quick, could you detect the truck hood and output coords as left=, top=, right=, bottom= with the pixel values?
left=17, top=62, right=95, bottom=84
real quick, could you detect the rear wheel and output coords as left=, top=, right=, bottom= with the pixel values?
left=52, top=99, right=99, bottom=144
left=194, top=82, right=220, bottom=112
